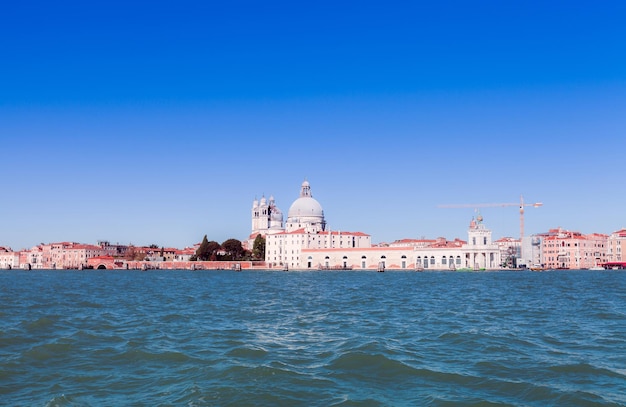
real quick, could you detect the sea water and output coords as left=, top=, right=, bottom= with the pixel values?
left=1, top=269, right=625, bottom=406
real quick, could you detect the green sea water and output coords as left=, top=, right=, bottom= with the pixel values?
left=1, top=269, right=625, bottom=406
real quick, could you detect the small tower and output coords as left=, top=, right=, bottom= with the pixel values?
left=468, top=212, right=492, bottom=247
left=268, top=195, right=284, bottom=230
left=252, top=194, right=284, bottom=236
left=251, top=197, right=260, bottom=232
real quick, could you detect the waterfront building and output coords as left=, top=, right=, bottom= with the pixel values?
left=527, top=235, right=545, bottom=268
left=173, top=247, right=196, bottom=261
left=541, top=228, right=608, bottom=269
left=251, top=195, right=284, bottom=236
left=263, top=180, right=371, bottom=269
left=387, top=238, right=449, bottom=248
left=39, top=242, right=106, bottom=269
left=13, top=242, right=107, bottom=269
left=607, top=228, right=626, bottom=262
left=247, top=194, right=286, bottom=251
left=519, top=235, right=544, bottom=268
left=494, top=237, right=521, bottom=268
left=261, top=180, right=501, bottom=270
left=301, top=216, right=501, bottom=270
left=19, top=246, right=44, bottom=269
left=0, top=247, right=19, bottom=269
left=99, top=241, right=130, bottom=257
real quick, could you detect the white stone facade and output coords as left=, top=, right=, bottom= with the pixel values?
left=262, top=180, right=371, bottom=268
left=259, top=180, right=501, bottom=270
left=301, top=217, right=501, bottom=270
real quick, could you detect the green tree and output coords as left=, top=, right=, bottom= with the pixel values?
left=252, top=235, right=265, bottom=260
left=222, top=238, right=244, bottom=260
left=207, top=241, right=221, bottom=261
left=196, top=235, right=211, bottom=261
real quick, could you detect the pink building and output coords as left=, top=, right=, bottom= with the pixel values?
left=19, top=246, right=44, bottom=269
left=542, top=228, right=608, bottom=269
left=18, top=242, right=106, bottom=269
left=0, top=247, right=20, bottom=269
left=607, top=228, right=626, bottom=263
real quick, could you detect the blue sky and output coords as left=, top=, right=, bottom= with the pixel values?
left=1, top=0, right=625, bottom=250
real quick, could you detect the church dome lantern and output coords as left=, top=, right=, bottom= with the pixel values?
left=286, top=180, right=326, bottom=232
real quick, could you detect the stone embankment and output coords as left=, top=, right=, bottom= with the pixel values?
left=87, top=256, right=267, bottom=270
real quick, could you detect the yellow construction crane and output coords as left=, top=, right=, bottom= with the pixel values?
left=438, top=195, right=543, bottom=241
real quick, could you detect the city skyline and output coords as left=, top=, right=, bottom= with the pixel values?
left=2, top=1, right=625, bottom=250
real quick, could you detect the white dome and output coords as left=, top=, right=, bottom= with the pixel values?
left=288, top=196, right=324, bottom=219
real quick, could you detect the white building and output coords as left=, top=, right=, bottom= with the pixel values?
left=251, top=195, right=284, bottom=236
left=263, top=180, right=371, bottom=269
left=260, top=180, right=501, bottom=270
left=301, top=215, right=501, bottom=270
left=0, top=247, right=19, bottom=269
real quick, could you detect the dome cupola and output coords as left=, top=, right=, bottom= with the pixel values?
left=286, top=180, right=326, bottom=232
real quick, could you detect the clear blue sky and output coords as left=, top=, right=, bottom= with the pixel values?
left=1, top=0, right=625, bottom=250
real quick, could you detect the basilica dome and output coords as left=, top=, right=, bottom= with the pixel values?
left=286, top=180, right=325, bottom=229
left=288, top=196, right=324, bottom=219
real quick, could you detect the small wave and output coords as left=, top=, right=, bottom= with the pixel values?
left=44, top=394, right=88, bottom=407
left=76, top=300, right=102, bottom=309
left=23, top=316, right=58, bottom=331
left=327, top=352, right=421, bottom=380
left=220, top=363, right=297, bottom=380
left=226, top=345, right=268, bottom=359
left=550, top=362, right=626, bottom=379
left=24, top=342, right=74, bottom=362
left=114, top=348, right=193, bottom=364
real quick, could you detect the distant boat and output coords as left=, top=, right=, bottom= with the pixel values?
left=589, top=265, right=605, bottom=271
